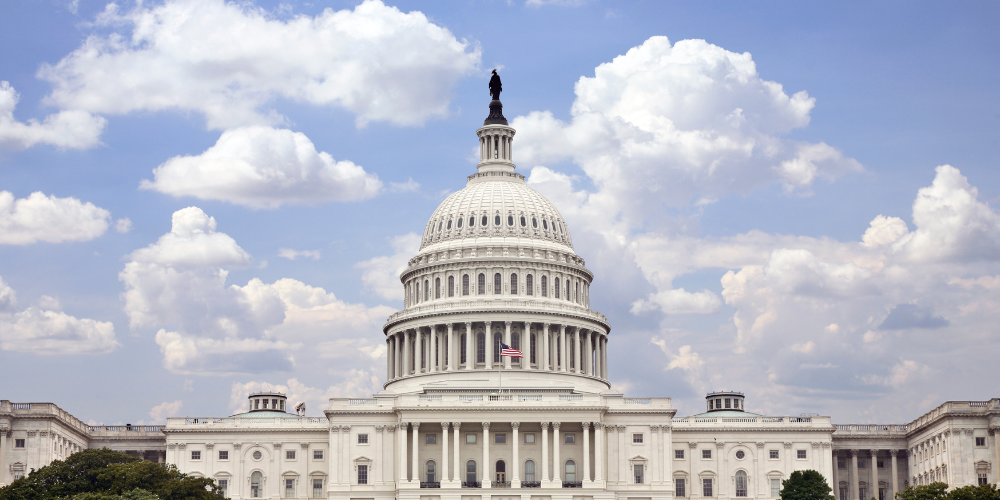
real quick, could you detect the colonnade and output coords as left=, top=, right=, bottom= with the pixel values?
left=832, top=449, right=901, bottom=500
left=385, top=321, right=608, bottom=381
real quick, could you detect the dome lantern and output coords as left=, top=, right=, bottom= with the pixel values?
left=477, top=70, right=516, bottom=174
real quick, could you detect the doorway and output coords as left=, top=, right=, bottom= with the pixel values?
left=496, top=460, right=506, bottom=483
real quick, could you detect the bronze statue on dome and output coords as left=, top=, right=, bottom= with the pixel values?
left=489, top=69, right=502, bottom=100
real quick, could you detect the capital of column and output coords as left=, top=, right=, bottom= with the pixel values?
left=465, top=322, right=472, bottom=329
left=301, top=442, right=310, bottom=449
left=716, top=442, right=725, bottom=449
left=689, top=442, right=698, bottom=449
left=411, top=422, right=419, bottom=430
left=452, top=422, right=462, bottom=429
left=387, top=425, right=396, bottom=433
left=783, top=442, right=792, bottom=449
left=330, top=425, right=341, bottom=431
left=823, top=442, right=831, bottom=449
left=847, top=449, right=857, bottom=456
left=167, top=443, right=177, bottom=449
left=594, top=422, right=604, bottom=429
left=617, top=425, right=626, bottom=431
left=757, top=442, right=765, bottom=449
left=341, top=425, right=351, bottom=432
left=206, top=443, right=215, bottom=449
left=482, top=422, right=491, bottom=430
left=441, top=422, right=450, bottom=429
left=234, top=443, right=242, bottom=449
left=869, top=449, right=878, bottom=456
left=376, top=425, right=385, bottom=432
left=274, top=442, right=283, bottom=449
left=582, top=422, right=591, bottom=429
left=505, top=321, right=512, bottom=327
left=812, top=442, right=820, bottom=449
left=553, top=422, right=561, bottom=430
left=512, top=422, right=520, bottom=429
left=650, top=424, right=659, bottom=430
left=541, top=421, right=550, bottom=428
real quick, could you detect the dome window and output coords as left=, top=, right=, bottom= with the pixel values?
left=510, top=273, right=518, bottom=295
left=508, top=215, right=514, bottom=226
left=532, top=218, right=538, bottom=228
left=482, top=216, right=488, bottom=227
left=494, top=273, right=502, bottom=294
left=543, top=220, right=548, bottom=230
left=469, top=216, right=474, bottom=227
left=438, top=221, right=443, bottom=231
left=520, top=216, right=526, bottom=227
left=447, top=220, right=452, bottom=230
left=495, top=215, right=501, bottom=226
left=457, top=218, right=463, bottom=228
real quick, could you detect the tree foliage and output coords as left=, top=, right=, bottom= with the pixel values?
left=781, top=470, right=836, bottom=500
left=943, top=484, right=1000, bottom=500
left=0, top=449, right=224, bottom=500
left=896, top=483, right=950, bottom=500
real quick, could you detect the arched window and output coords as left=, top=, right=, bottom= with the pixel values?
left=463, top=274, right=470, bottom=296
left=466, top=461, right=477, bottom=484
left=541, top=276, right=547, bottom=297
left=251, top=471, right=263, bottom=498
left=530, top=333, right=536, bottom=364
left=575, top=282, right=578, bottom=303
left=735, top=470, right=748, bottom=497
left=526, top=274, right=533, bottom=295
left=543, top=219, right=548, bottom=230
left=478, top=274, right=486, bottom=295
left=511, top=329, right=520, bottom=351
left=461, top=332, right=467, bottom=364
left=520, top=216, right=526, bottom=227
left=435, top=278, right=441, bottom=299
left=508, top=215, right=514, bottom=226
left=458, top=217, right=463, bottom=228
left=476, top=332, right=485, bottom=363
left=496, top=460, right=506, bottom=483
left=447, top=220, right=452, bottom=230
left=510, top=274, right=518, bottom=295
left=494, top=273, right=502, bottom=294
left=565, top=280, right=570, bottom=300
left=524, top=460, right=536, bottom=482
left=556, top=336, right=562, bottom=366
left=469, top=216, right=475, bottom=227
left=448, top=276, right=454, bottom=297
left=424, top=280, right=429, bottom=301
left=495, top=215, right=501, bottom=226
left=426, top=461, right=437, bottom=483
left=416, top=282, right=420, bottom=303
left=554, top=278, right=561, bottom=299
left=481, top=215, right=488, bottom=227
left=565, top=461, right=576, bottom=482
left=532, top=218, right=538, bottom=228
left=493, top=331, right=502, bottom=362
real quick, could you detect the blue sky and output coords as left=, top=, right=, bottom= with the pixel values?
left=1, top=0, right=998, bottom=425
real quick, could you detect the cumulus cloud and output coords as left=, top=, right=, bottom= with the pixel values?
left=122, top=207, right=392, bottom=376
left=0, top=81, right=105, bottom=150
left=228, top=375, right=382, bottom=415
left=0, top=190, right=112, bottom=244
left=631, top=288, right=721, bottom=315
left=355, top=233, right=421, bottom=301
left=0, top=276, right=119, bottom=354
left=148, top=400, right=183, bottom=421
left=141, top=127, right=382, bottom=208
left=278, top=248, right=321, bottom=261
left=115, top=218, right=133, bottom=233
left=39, top=0, right=480, bottom=129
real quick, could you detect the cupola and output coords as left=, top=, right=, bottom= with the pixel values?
left=706, top=390, right=745, bottom=412
left=248, top=391, right=287, bottom=413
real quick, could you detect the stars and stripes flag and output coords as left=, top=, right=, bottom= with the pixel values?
left=499, top=343, right=523, bottom=358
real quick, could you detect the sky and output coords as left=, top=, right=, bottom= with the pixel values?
left=1, top=0, right=998, bottom=426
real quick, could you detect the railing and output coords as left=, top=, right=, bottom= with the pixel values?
left=518, top=395, right=542, bottom=402
left=834, top=424, right=908, bottom=433
left=89, top=425, right=164, bottom=432
left=624, top=398, right=651, bottom=404
left=459, top=395, right=483, bottom=402
left=522, top=481, right=541, bottom=488
left=385, top=299, right=609, bottom=327
left=349, top=399, right=378, bottom=405
left=723, top=417, right=757, bottom=423
left=420, top=482, right=441, bottom=488
left=563, top=481, right=583, bottom=488
left=762, top=417, right=785, bottom=423
left=462, top=481, right=481, bottom=488
left=12, top=403, right=30, bottom=409
left=489, top=395, right=513, bottom=402
left=419, top=395, right=443, bottom=402
left=969, top=402, right=988, bottom=407
left=694, top=417, right=718, bottom=423
left=559, top=395, right=582, bottom=401
left=789, top=417, right=812, bottom=423
left=492, top=481, right=511, bottom=488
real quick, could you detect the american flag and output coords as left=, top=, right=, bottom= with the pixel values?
left=499, top=343, right=523, bottom=358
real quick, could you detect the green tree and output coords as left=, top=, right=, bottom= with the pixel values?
left=0, top=449, right=224, bottom=500
left=895, top=483, right=949, bottom=500
left=780, top=470, right=836, bottom=500
left=946, top=484, right=1000, bottom=500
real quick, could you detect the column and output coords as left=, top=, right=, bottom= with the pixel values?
left=393, top=334, right=401, bottom=378
left=411, top=423, right=420, bottom=482
left=0, top=426, right=7, bottom=485
left=504, top=321, right=512, bottom=369
left=375, top=427, right=384, bottom=485
left=482, top=422, right=491, bottom=488
left=993, top=426, right=1000, bottom=484
left=850, top=450, right=859, bottom=500
left=525, top=322, right=533, bottom=369
left=583, top=330, right=592, bottom=375
left=399, top=424, right=408, bottom=483
left=757, top=443, right=766, bottom=497
left=330, top=427, right=341, bottom=484
left=513, top=422, right=521, bottom=487
left=485, top=322, right=493, bottom=369
left=602, top=336, right=608, bottom=378
left=595, top=423, right=604, bottom=483
left=542, top=324, right=550, bottom=371
left=559, top=326, right=567, bottom=372
left=650, top=425, right=659, bottom=485
left=447, top=324, right=455, bottom=371
left=574, top=328, right=581, bottom=374
left=453, top=423, right=461, bottom=484
left=465, top=323, right=473, bottom=370
left=890, top=450, right=899, bottom=499
left=441, top=422, right=450, bottom=483
left=431, top=326, right=439, bottom=373
left=870, top=450, right=878, bottom=500
left=542, top=422, right=550, bottom=483
left=387, top=426, right=396, bottom=486
left=403, top=331, right=411, bottom=375
left=833, top=450, right=840, bottom=498
left=718, top=442, right=727, bottom=497
left=583, top=422, right=592, bottom=483
left=618, top=426, right=627, bottom=485
left=341, top=427, right=351, bottom=486
left=553, top=422, right=562, bottom=483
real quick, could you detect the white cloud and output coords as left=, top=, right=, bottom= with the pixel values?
left=115, top=218, right=133, bottom=233
left=228, top=375, right=382, bottom=415
left=122, top=207, right=393, bottom=376
left=0, top=276, right=118, bottom=355
left=278, top=248, right=321, bottom=261
left=141, top=127, right=382, bottom=208
left=355, top=233, right=421, bottom=301
left=388, top=178, right=420, bottom=193
left=631, top=288, right=721, bottom=315
left=39, top=0, right=481, bottom=129
left=0, top=190, right=111, bottom=244
left=0, top=81, right=105, bottom=151
left=148, top=400, right=183, bottom=421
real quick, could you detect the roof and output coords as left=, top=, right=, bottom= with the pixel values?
left=689, top=410, right=762, bottom=418
left=229, top=410, right=301, bottom=419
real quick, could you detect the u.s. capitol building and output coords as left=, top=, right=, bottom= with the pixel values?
left=1, top=82, right=998, bottom=500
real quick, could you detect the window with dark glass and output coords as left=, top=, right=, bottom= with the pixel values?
left=478, top=274, right=486, bottom=295
left=494, top=273, right=502, bottom=294
left=508, top=215, right=514, bottom=226
left=525, top=460, right=535, bottom=482
left=797, top=450, right=807, bottom=459
left=703, top=478, right=713, bottom=497
left=358, top=464, right=369, bottom=484
left=426, top=461, right=436, bottom=482
left=463, top=274, right=470, bottom=295
left=541, top=276, right=548, bottom=296
left=554, top=278, right=561, bottom=298
left=448, top=276, right=455, bottom=297
left=461, top=332, right=467, bottom=363
left=634, top=464, right=644, bottom=484
left=510, top=273, right=518, bottom=294
left=476, top=332, right=485, bottom=363
left=675, top=450, right=684, bottom=459
left=520, top=216, right=526, bottom=226
left=565, top=461, right=576, bottom=482
left=543, top=220, right=548, bottom=230
left=530, top=333, right=536, bottom=363
left=466, top=461, right=477, bottom=483
left=735, top=470, right=747, bottom=496
left=676, top=478, right=686, bottom=497
left=532, top=218, right=538, bottom=228
left=771, top=450, right=779, bottom=459
left=458, top=217, right=463, bottom=228
left=435, top=278, right=441, bottom=299
left=495, top=215, right=501, bottom=226
left=482, top=215, right=488, bottom=226
left=703, top=449, right=712, bottom=459
left=526, top=274, right=533, bottom=295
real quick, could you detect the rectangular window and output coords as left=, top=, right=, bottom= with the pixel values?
left=313, top=478, right=323, bottom=497
left=859, top=459, right=866, bottom=469
left=524, top=433, right=535, bottom=444
left=771, top=478, right=781, bottom=497
left=838, top=459, right=846, bottom=469
left=466, top=433, right=477, bottom=444
left=877, top=459, right=884, bottom=468
left=703, top=478, right=713, bottom=497
left=879, top=487, right=886, bottom=500
left=633, top=433, right=644, bottom=443
left=860, top=487, right=867, bottom=499
left=358, top=464, right=368, bottom=485
left=840, top=486, right=848, bottom=500
left=703, top=449, right=712, bottom=459
left=14, top=439, right=25, bottom=448
left=495, top=433, right=506, bottom=444
left=675, top=450, right=685, bottom=459
left=979, top=472, right=988, bottom=485
left=634, top=464, right=644, bottom=484
left=797, top=450, right=807, bottom=459
left=565, top=433, right=575, bottom=444
left=191, top=451, right=201, bottom=460
left=313, top=450, right=324, bottom=460
left=286, top=478, right=295, bottom=498
left=218, top=479, right=228, bottom=498
left=770, top=450, right=779, bottom=459
left=286, top=450, right=296, bottom=460
left=358, top=434, right=369, bottom=444
left=976, top=437, right=986, bottom=446
left=725, top=398, right=731, bottom=409
left=676, top=478, right=686, bottom=497
left=426, top=434, right=436, bottom=444
left=219, top=450, right=229, bottom=460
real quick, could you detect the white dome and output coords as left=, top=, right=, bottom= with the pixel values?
left=419, top=172, right=573, bottom=251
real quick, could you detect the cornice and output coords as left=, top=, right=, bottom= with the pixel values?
left=164, top=428, right=328, bottom=435
left=401, top=256, right=594, bottom=283
left=672, top=427, right=834, bottom=434
left=384, top=307, right=610, bottom=334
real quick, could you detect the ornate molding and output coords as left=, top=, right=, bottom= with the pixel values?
left=375, top=425, right=385, bottom=432
left=206, top=443, right=215, bottom=449
left=783, top=442, right=792, bottom=449
left=301, top=442, right=310, bottom=449
left=716, top=441, right=725, bottom=449
left=330, top=425, right=340, bottom=431
left=452, top=422, right=461, bottom=430
left=594, top=422, right=604, bottom=429
left=757, top=442, right=765, bottom=449
left=689, top=442, right=698, bottom=449
left=440, top=422, right=450, bottom=430
left=512, top=422, right=521, bottom=429
left=234, top=443, right=242, bottom=450
left=482, top=422, right=490, bottom=430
